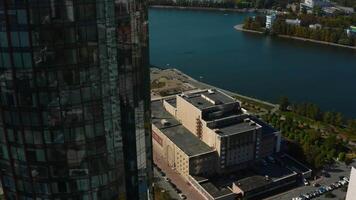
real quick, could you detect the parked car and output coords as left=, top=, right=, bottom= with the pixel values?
left=339, top=180, right=347, bottom=185
left=313, top=183, right=320, bottom=187
left=303, top=179, right=309, bottom=186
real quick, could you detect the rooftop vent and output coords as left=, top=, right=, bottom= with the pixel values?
left=244, top=118, right=251, bottom=123
left=160, top=119, right=170, bottom=126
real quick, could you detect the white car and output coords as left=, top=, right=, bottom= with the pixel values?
left=303, top=179, right=309, bottom=186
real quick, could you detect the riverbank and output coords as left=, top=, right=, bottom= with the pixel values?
left=150, top=5, right=264, bottom=13
left=234, top=24, right=264, bottom=34
left=151, top=67, right=278, bottom=113
left=234, top=24, right=356, bottom=50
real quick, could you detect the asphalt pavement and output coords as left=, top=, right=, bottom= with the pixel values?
left=264, top=160, right=355, bottom=200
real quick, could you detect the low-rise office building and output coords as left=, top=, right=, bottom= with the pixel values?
left=151, top=89, right=311, bottom=200
left=152, top=100, right=217, bottom=179
left=266, top=14, right=277, bottom=29
left=151, top=89, right=281, bottom=174
left=285, top=19, right=301, bottom=26
left=346, top=26, right=356, bottom=37
left=300, top=0, right=330, bottom=9
left=160, top=89, right=281, bottom=173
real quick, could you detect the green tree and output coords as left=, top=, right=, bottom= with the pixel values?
left=348, top=119, right=356, bottom=134
left=334, top=112, right=343, bottom=126
left=338, top=152, right=346, bottom=162
left=323, top=112, right=333, bottom=124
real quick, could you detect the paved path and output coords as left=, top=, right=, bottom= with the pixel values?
left=154, top=153, right=205, bottom=200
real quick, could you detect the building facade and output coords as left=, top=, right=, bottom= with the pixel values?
left=171, top=90, right=281, bottom=172
left=152, top=89, right=281, bottom=174
left=346, top=166, right=356, bottom=200
left=151, top=100, right=217, bottom=179
left=0, top=0, right=152, bottom=200
left=266, top=14, right=276, bottom=29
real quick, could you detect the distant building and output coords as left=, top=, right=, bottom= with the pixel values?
left=286, top=19, right=301, bottom=26
left=266, top=14, right=277, bottom=29
left=309, top=24, right=322, bottom=29
left=300, top=0, right=330, bottom=9
left=335, top=6, right=354, bottom=14
left=346, top=26, right=356, bottom=37
left=346, top=166, right=356, bottom=200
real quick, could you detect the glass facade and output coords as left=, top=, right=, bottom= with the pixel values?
left=0, top=0, right=152, bottom=200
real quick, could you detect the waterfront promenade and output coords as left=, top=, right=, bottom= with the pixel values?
left=234, top=24, right=356, bottom=50
left=151, top=67, right=278, bottom=111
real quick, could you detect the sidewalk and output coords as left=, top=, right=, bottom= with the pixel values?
left=153, top=153, right=205, bottom=200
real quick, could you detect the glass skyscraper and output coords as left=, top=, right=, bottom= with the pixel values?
left=0, top=0, right=152, bottom=200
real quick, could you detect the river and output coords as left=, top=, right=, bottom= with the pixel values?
left=149, top=8, right=356, bottom=118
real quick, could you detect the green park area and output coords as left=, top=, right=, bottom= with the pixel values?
left=235, top=95, right=356, bottom=170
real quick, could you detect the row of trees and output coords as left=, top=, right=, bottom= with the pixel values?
left=149, top=0, right=296, bottom=9
left=243, top=12, right=356, bottom=46
left=149, top=0, right=252, bottom=8
left=243, top=16, right=266, bottom=31
left=272, top=18, right=356, bottom=46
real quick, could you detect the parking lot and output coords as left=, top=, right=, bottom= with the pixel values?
left=265, top=160, right=355, bottom=200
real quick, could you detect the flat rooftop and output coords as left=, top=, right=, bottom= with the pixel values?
left=280, top=154, right=311, bottom=173
left=235, top=161, right=297, bottom=192
left=182, top=89, right=236, bottom=110
left=251, top=116, right=278, bottom=136
left=236, top=175, right=272, bottom=192
left=217, top=120, right=259, bottom=136
left=165, top=98, right=177, bottom=108
left=200, top=181, right=234, bottom=199
left=151, top=100, right=214, bottom=157
left=191, top=175, right=236, bottom=199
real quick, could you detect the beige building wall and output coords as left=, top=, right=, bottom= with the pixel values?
left=176, top=96, right=202, bottom=137
left=202, top=123, right=218, bottom=148
left=175, top=147, right=190, bottom=178
left=163, top=100, right=177, bottom=117
left=151, top=125, right=176, bottom=167
left=152, top=124, right=216, bottom=180
left=152, top=126, right=165, bottom=158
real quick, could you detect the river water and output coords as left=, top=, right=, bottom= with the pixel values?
left=149, top=8, right=356, bottom=118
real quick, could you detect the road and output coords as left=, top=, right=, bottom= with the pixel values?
left=153, top=167, right=181, bottom=199
left=154, top=152, right=205, bottom=200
